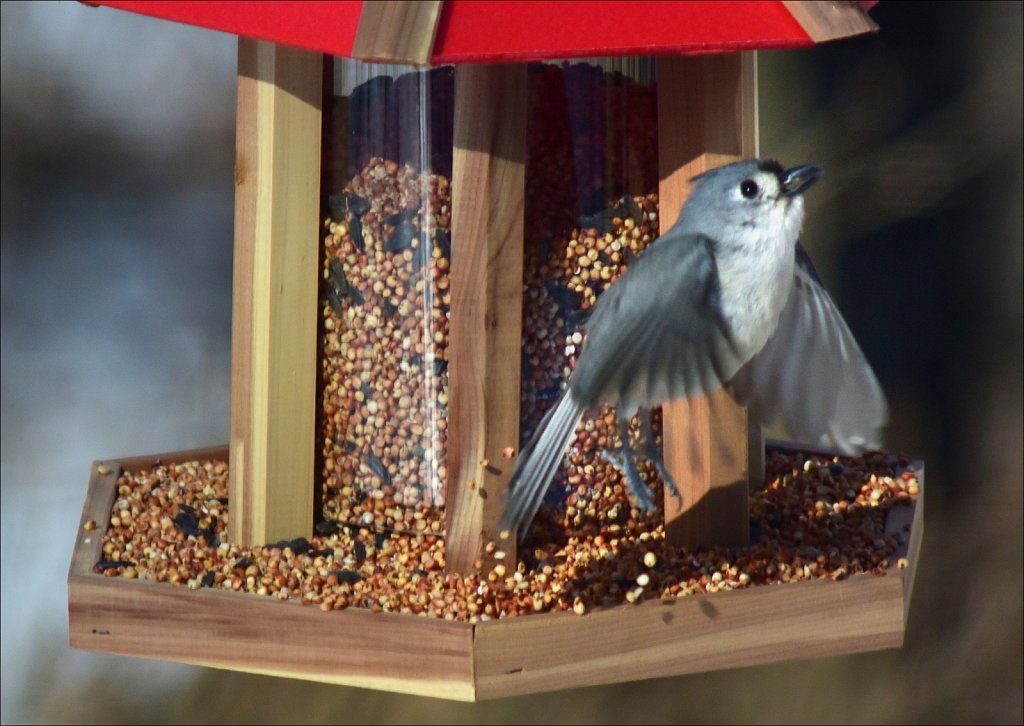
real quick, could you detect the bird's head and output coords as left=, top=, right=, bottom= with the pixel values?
left=676, top=159, right=823, bottom=249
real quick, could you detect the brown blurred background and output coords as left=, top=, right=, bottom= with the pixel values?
left=1, top=1, right=1020, bottom=723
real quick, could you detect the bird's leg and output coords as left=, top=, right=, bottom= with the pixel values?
left=598, top=448, right=625, bottom=470
left=601, top=412, right=657, bottom=512
left=638, top=407, right=681, bottom=502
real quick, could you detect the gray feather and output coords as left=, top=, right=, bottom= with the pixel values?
left=500, top=392, right=585, bottom=540
left=732, top=263, right=889, bottom=453
left=572, top=232, right=746, bottom=415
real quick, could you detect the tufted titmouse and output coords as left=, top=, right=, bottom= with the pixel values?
left=501, top=159, right=888, bottom=541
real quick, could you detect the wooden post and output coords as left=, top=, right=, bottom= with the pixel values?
left=229, top=40, right=323, bottom=546
left=445, top=64, right=527, bottom=573
left=781, top=1, right=879, bottom=43
left=351, top=0, right=443, bottom=65
left=656, top=52, right=762, bottom=551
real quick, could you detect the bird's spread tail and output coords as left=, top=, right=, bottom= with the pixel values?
left=501, top=393, right=585, bottom=542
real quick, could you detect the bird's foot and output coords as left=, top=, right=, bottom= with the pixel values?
left=637, top=407, right=682, bottom=503
left=600, top=445, right=656, bottom=513
left=650, top=456, right=681, bottom=502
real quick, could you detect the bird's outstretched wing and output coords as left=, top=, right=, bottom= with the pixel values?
left=571, top=233, right=748, bottom=415
left=502, top=233, right=747, bottom=540
left=732, top=248, right=889, bottom=453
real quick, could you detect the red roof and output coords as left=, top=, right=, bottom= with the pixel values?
left=85, top=1, right=878, bottom=63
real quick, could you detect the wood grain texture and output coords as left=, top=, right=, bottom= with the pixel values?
left=68, top=576, right=475, bottom=700
left=68, top=461, right=121, bottom=579
left=444, top=64, right=527, bottom=573
left=67, top=453, right=475, bottom=700
left=352, top=0, right=443, bottom=65
left=661, top=391, right=757, bottom=549
left=230, top=40, right=323, bottom=547
left=782, top=1, right=879, bottom=44
left=885, top=460, right=925, bottom=623
left=902, top=473, right=924, bottom=622
left=474, top=565, right=907, bottom=699
left=68, top=443, right=921, bottom=700
left=656, top=53, right=760, bottom=550
left=112, top=445, right=231, bottom=473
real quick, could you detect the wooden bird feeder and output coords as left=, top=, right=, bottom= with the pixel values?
left=69, top=0, right=923, bottom=701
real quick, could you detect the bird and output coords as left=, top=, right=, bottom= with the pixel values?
left=501, top=158, right=888, bottom=542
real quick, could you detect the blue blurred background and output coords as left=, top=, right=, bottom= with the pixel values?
left=2, top=1, right=1021, bottom=722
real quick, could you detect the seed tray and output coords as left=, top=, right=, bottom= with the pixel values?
left=68, top=442, right=922, bottom=701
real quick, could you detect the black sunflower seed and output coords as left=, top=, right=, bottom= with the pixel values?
left=347, top=281, right=365, bottom=306
left=325, top=284, right=344, bottom=315
left=201, top=524, right=220, bottom=548
left=347, top=193, right=370, bottom=217
left=384, top=210, right=413, bottom=226
left=329, top=258, right=349, bottom=294
left=329, top=569, right=362, bottom=585
left=288, top=537, right=311, bottom=555
left=315, top=520, right=339, bottom=536
left=366, top=453, right=391, bottom=485
left=349, top=217, right=365, bottom=251
left=327, top=194, right=347, bottom=221
left=385, top=223, right=417, bottom=253
left=545, top=284, right=583, bottom=310
left=173, top=510, right=201, bottom=537
left=623, top=195, right=644, bottom=225
left=577, top=209, right=615, bottom=234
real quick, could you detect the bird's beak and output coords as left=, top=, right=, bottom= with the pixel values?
left=782, top=165, right=823, bottom=197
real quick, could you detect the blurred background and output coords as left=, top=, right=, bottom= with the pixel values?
left=1, top=1, right=1020, bottom=723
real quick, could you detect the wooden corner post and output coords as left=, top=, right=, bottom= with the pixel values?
left=229, top=40, right=323, bottom=546
left=445, top=64, right=528, bottom=573
left=351, top=0, right=443, bottom=65
left=657, top=52, right=762, bottom=551
left=781, top=1, right=879, bottom=43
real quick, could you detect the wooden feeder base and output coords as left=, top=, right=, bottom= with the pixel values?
left=68, top=445, right=922, bottom=701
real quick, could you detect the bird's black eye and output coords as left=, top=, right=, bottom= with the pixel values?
left=740, top=179, right=759, bottom=198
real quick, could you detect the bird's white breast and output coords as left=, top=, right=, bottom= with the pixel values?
left=715, top=197, right=804, bottom=358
